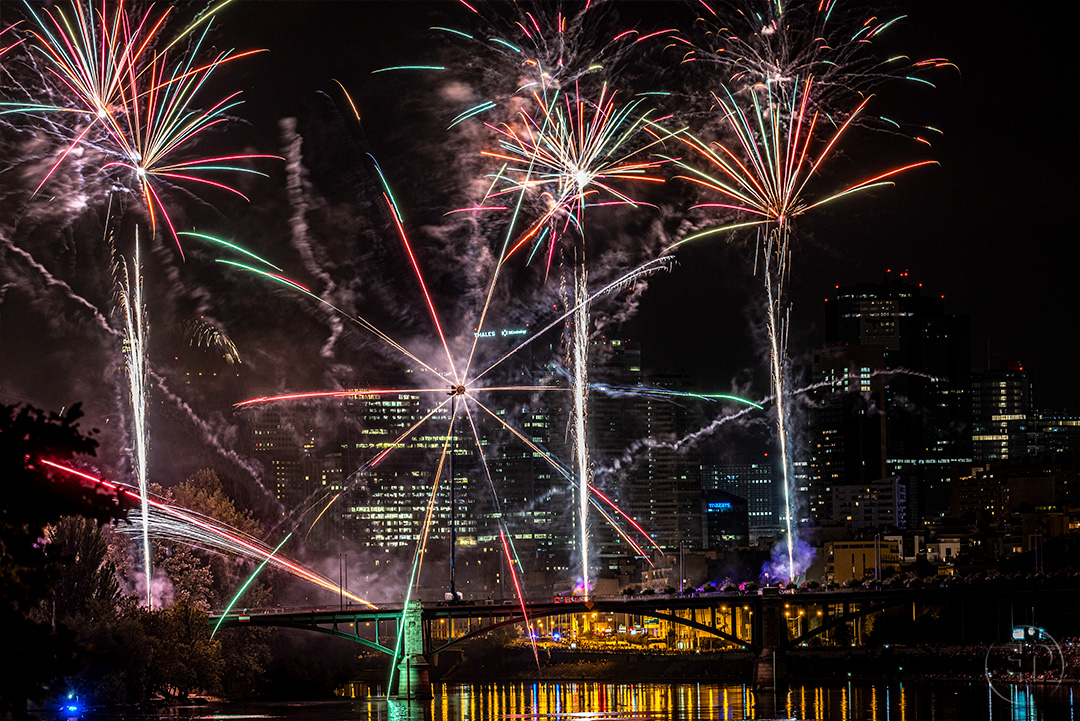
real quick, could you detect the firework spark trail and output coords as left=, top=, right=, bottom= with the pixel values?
left=40, top=459, right=373, bottom=606
left=212, top=531, right=292, bottom=637
left=131, top=506, right=370, bottom=606
left=586, top=483, right=660, bottom=555
left=382, top=190, right=460, bottom=382
left=502, top=528, right=540, bottom=668
left=590, top=383, right=764, bottom=409
left=587, top=497, right=650, bottom=561
left=117, top=239, right=152, bottom=607
left=1, top=22, right=24, bottom=59
left=468, top=395, right=657, bottom=562
left=179, top=230, right=284, bottom=271
left=236, top=388, right=452, bottom=409
left=182, top=315, right=242, bottom=363
left=763, top=234, right=795, bottom=581
left=688, top=0, right=957, bottom=135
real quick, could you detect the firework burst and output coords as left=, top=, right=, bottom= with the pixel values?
left=2, top=0, right=274, bottom=254
left=480, top=82, right=668, bottom=271
left=465, top=69, right=674, bottom=598
left=221, top=157, right=669, bottom=692
left=375, top=0, right=677, bottom=129
left=666, top=77, right=935, bottom=245
left=686, top=0, right=957, bottom=135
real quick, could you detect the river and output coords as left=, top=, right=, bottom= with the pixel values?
left=69, top=681, right=1076, bottom=720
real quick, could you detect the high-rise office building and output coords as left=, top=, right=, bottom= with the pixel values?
left=701, top=455, right=780, bottom=542
left=818, top=270, right=972, bottom=525
left=245, top=329, right=574, bottom=590
left=590, top=338, right=704, bottom=570
left=702, top=489, right=750, bottom=547
left=830, top=478, right=907, bottom=530
left=806, top=345, right=888, bottom=523
left=971, top=361, right=1032, bottom=464
left=1031, top=410, right=1080, bottom=458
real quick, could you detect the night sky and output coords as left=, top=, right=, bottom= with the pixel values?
left=0, top=0, right=1074, bottom=502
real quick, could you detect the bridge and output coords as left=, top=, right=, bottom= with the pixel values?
left=211, top=582, right=1079, bottom=698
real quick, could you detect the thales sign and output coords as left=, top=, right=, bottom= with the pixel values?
left=474, top=328, right=528, bottom=338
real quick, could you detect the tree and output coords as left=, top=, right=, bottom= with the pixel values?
left=0, top=403, right=130, bottom=717
left=144, top=600, right=223, bottom=699
left=152, top=469, right=275, bottom=697
left=157, top=469, right=266, bottom=608
left=66, top=597, right=156, bottom=706
left=46, top=516, right=122, bottom=625
left=156, top=544, right=214, bottom=610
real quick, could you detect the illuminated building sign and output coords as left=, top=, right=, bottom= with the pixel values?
left=474, top=328, right=529, bottom=338
left=708, top=501, right=733, bottom=511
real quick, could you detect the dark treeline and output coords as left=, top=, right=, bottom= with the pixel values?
left=0, top=403, right=365, bottom=716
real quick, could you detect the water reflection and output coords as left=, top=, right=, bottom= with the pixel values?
left=73, top=681, right=1077, bottom=721
left=355, top=681, right=1074, bottom=720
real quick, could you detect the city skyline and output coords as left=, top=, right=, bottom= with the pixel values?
left=0, top=0, right=1072, bottom=519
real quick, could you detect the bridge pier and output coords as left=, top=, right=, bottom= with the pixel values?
left=753, top=592, right=787, bottom=690
left=390, top=601, right=432, bottom=701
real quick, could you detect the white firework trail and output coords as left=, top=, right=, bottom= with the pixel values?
left=571, top=267, right=591, bottom=599
left=118, top=237, right=152, bottom=608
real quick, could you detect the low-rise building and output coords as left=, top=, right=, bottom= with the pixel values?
left=824, top=539, right=900, bottom=584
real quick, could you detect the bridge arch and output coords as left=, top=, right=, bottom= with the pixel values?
left=212, top=612, right=399, bottom=656
left=786, top=598, right=906, bottom=650
left=428, top=604, right=751, bottom=656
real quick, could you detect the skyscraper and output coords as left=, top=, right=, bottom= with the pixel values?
left=701, top=455, right=780, bottom=542
left=971, top=361, right=1032, bottom=464
left=806, top=344, right=888, bottom=523
left=817, top=270, right=972, bottom=525
left=590, top=338, right=704, bottom=570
